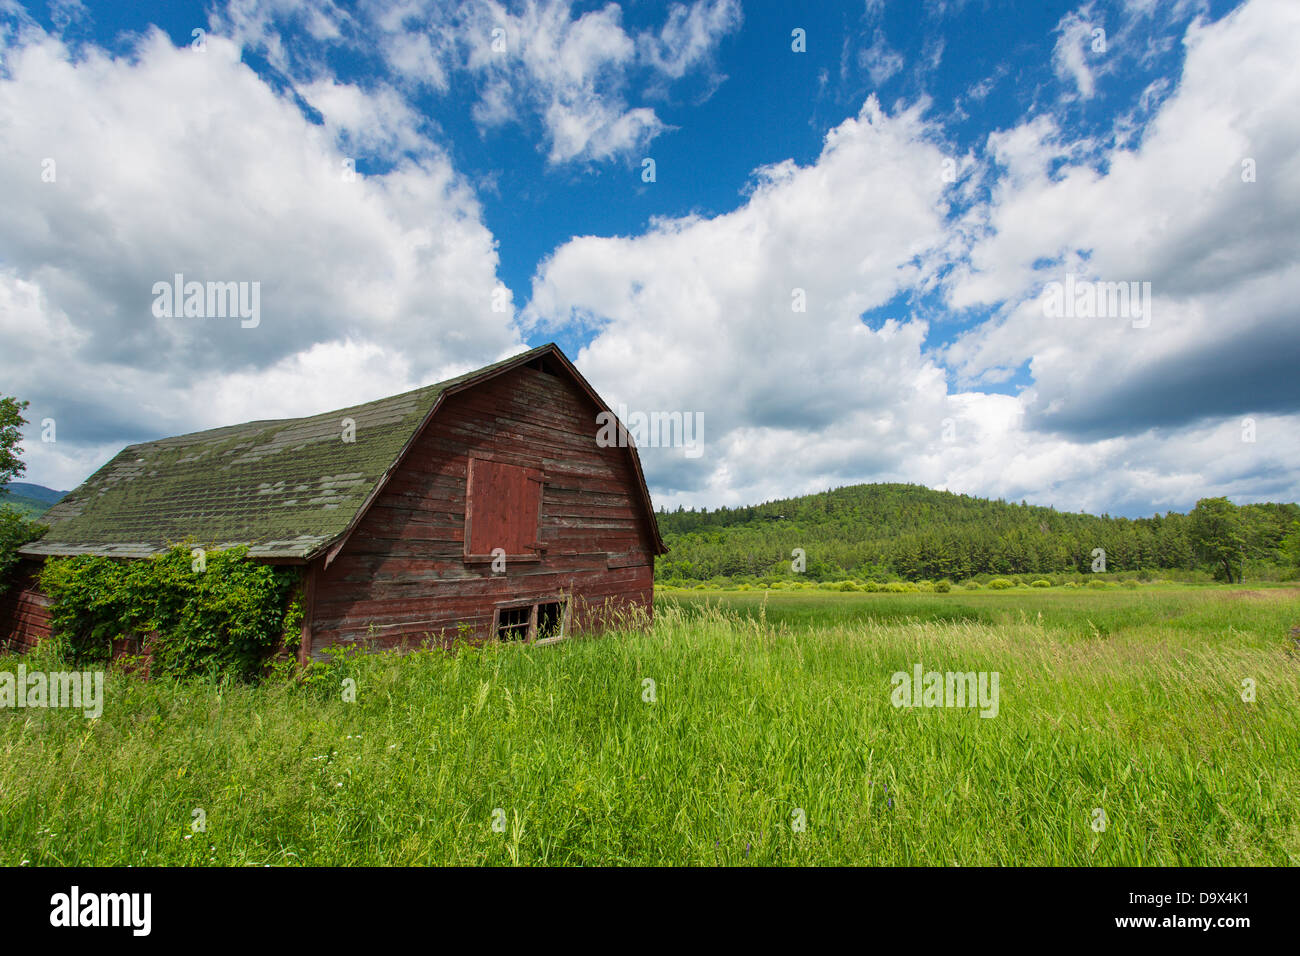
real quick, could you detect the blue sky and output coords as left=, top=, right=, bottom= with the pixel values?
left=2, top=0, right=1297, bottom=517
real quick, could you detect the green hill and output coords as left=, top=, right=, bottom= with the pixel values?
left=0, top=482, right=66, bottom=519
left=654, top=482, right=1299, bottom=583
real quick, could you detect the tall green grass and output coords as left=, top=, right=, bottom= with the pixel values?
left=665, top=582, right=1300, bottom=638
left=1, top=586, right=1297, bottom=865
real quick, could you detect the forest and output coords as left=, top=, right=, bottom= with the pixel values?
left=653, top=483, right=1300, bottom=584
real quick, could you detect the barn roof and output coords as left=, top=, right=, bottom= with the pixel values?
left=22, top=343, right=666, bottom=561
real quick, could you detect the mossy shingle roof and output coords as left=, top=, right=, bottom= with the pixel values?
left=22, top=344, right=558, bottom=561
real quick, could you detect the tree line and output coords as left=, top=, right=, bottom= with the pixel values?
left=654, top=483, right=1300, bottom=584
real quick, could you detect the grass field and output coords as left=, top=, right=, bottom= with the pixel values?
left=1, top=584, right=1297, bottom=866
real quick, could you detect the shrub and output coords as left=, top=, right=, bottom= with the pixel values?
left=988, top=578, right=1015, bottom=590
left=1086, top=579, right=1112, bottom=589
left=40, top=543, right=301, bottom=680
left=962, top=580, right=982, bottom=590
left=0, top=507, right=46, bottom=592
left=934, top=579, right=952, bottom=593
left=1030, top=579, right=1051, bottom=588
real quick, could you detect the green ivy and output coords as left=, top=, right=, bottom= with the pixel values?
left=39, top=543, right=302, bottom=680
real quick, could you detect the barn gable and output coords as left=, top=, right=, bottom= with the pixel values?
left=20, top=344, right=665, bottom=563
left=307, top=357, right=664, bottom=653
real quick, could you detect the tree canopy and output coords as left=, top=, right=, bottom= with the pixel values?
left=0, top=395, right=47, bottom=589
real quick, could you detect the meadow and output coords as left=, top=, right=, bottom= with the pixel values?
left=1, top=583, right=1297, bottom=866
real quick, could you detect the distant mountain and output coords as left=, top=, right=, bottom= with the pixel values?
left=1, top=482, right=67, bottom=518
left=5, top=482, right=66, bottom=505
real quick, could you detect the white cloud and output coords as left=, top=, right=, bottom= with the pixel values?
left=639, top=0, right=742, bottom=80
left=5, top=0, right=1298, bottom=518
left=1052, top=5, right=1102, bottom=99
left=945, top=0, right=1300, bottom=440
left=0, top=26, right=523, bottom=488
left=859, top=30, right=903, bottom=86
left=298, top=77, right=430, bottom=154
left=525, top=96, right=957, bottom=501
left=523, top=0, right=1300, bottom=514
left=217, top=0, right=742, bottom=165
left=458, top=0, right=739, bottom=163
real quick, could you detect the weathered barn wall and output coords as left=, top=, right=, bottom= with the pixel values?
left=308, top=364, right=656, bottom=655
left=0, top=559, right=53, bottom=652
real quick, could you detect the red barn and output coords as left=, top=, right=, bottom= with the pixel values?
left=1, top=343, right=666, bottom=661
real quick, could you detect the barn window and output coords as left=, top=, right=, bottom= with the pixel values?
left=464, top=457, right=545, bottom=562
left=493, top=599, right=569, bottom=644
left=496, top=605, right=532, bottom=642
left=525, top=355, right=561, bottom=376
left=536, top=602, right=565, bottom=642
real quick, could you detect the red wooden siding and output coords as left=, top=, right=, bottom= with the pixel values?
left=0, top=560, right=53, bottom=652
left=308, top=363, right=657, bottom=655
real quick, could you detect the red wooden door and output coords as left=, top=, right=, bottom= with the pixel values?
left=465, top=458, right=544, bottom=560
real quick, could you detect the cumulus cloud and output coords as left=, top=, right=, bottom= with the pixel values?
left=0, top=25, right=522, bottom=488
left=523, top=0, right=1300, bottom=514
left=946, top=0, right=1300, bottom=440
left=525, top=96, right=956, bottom=501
